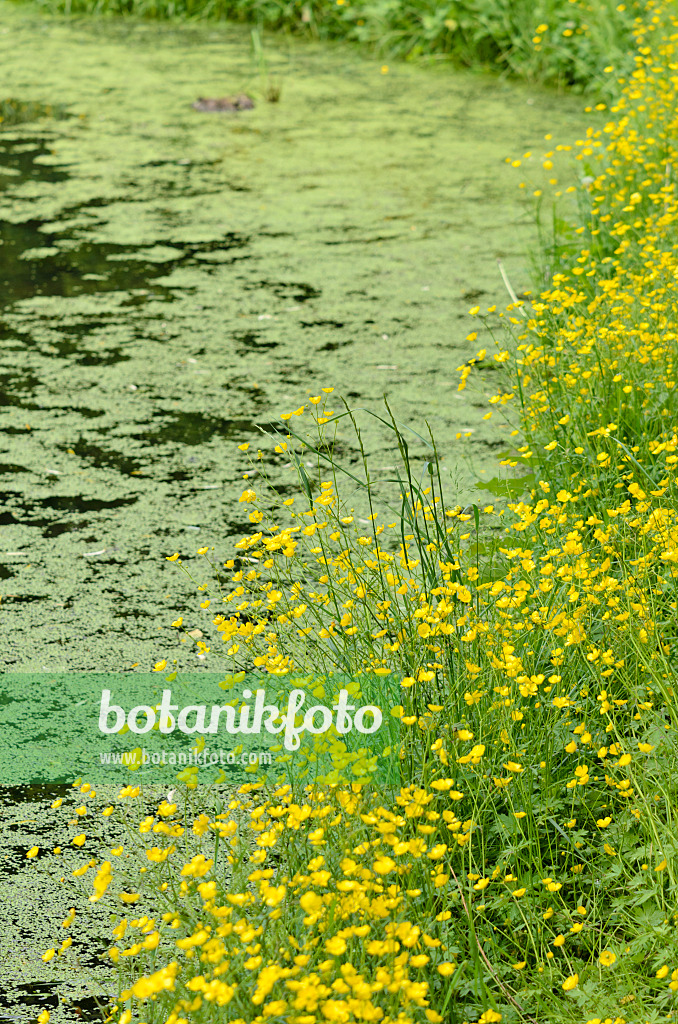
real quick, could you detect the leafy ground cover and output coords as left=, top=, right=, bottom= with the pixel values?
left=26, top=1, right=678, bottom=1023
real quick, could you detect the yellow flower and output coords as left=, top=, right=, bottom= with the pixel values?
left=373, top=856, right=397, bottom=875
left=562, top=973, right=578, bottom=991
left=437, top=962, right=456, bottom=976
left=26, top=846, right=39, bottom=859
left=325, top=936, right=347, bottom=956
left=599, top=950, right=616, bottom=966
left=146, top=846, right=174, bottom=863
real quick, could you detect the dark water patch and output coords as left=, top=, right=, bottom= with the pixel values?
left=0, top=185, right=250, bottom=307
left=0, top=984, right=107, bottom=1023
left=42, top=519, right=91, bottom=537
left=0, top=565, right=15, bottom=579
left=233, top=329, right=279, bottom=354
left=74, top=407, right=105, bottom=419
left=134, top=411, right=279, bottom=446
left=319, top=338, right=352, bottom=352
left=0, top=370, right=44, bottom=407
left=301, top=318, right=345, bottom=329
left=0, top=137, right=68, bottom=187
left=109, top=604, right=156, bottom=621
left=63, top=442, right=141, bottom=475
left=0, top=782, right=70, bottom=806
left=19, top=318, right=123, bottom=360
left=75, top=348, right=130, bottom=366
left=0, top=464, right=29, bottom=475
left=482, top=439, right=515, bottom=449
left=64, top=992, right=109, bottom=1016
left=0, top=493, right=137, bottom=539
left=0, top=222, right=168, bottom=305
left=323, top=233, right=402, bottom=246
left=30, top=494, right=136, bottom=514
left=164, top=468, right=197, bottom=482
left=245, top=279, right=321, bottom=303
left=5, top=981, right=58, bottom=1009
left=3, top=230, right=204, bottom=307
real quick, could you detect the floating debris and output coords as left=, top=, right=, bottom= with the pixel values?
left=191, top=94, right=254, bottom=112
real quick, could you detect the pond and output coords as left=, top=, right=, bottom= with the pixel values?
left=0, top=2, right=593, bottom=675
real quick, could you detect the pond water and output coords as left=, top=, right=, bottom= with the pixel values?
left=0, top=5, right=590, bottom=676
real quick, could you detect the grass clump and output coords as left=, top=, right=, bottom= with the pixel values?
left=26, top=1, right=678, bottom=1023
left=18, top=0, right=645, bottom=95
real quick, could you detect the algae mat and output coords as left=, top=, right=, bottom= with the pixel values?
left=0, top=5, right=589, bottom=672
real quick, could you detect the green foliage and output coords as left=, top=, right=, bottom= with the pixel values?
left=16, top=0, right=646, bottom=94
